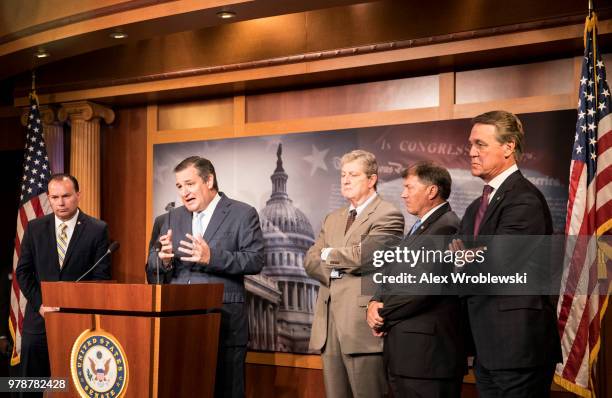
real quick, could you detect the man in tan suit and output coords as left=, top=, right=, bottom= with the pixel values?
left=305, top=150, right=404, bottom=398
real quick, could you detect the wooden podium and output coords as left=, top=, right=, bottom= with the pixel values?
left=41, top=282, right=223, bottom=398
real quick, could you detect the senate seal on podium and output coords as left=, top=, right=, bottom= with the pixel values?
left=70, top=327, right=129, bottom=398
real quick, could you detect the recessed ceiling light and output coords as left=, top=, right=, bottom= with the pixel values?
left=34, top=49, right=50, bottom=59
left=110, top=30, right=128, bottom=39
left=216, top=11, right=236, bottom=19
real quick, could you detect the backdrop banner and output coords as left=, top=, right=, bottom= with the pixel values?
left=153, top=110, right=573, bottom=353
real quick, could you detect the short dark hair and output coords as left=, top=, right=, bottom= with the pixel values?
left=48, top=173, right=80, bottom=192
left=472, top=110, right=525, bottom=162
left=402, top=161, right=452, bottom=200
left=174, top=156, right=219, bottom=191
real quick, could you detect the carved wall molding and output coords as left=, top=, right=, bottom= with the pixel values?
left=58, top=101, right=114, bottom=124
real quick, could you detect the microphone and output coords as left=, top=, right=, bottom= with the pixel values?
left=151, top=202, right=175, bottom=285
left=153, top=240, right=162, bottom=284
left=165, top=202, right=175, bottom=212
left=165, top=201, right=175, bottom=236
left=76, top=241, right=120, bottom=282
left=153, top=240, right=162, bottom=252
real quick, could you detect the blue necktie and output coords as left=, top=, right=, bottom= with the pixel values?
left=409, top=219, right=422, bottom=235
left=192, top=212, right=205, bottom=237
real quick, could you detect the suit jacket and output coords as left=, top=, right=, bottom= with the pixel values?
left=16, top=211, right=111, bottom=334
left=146, top=193, right=264, bottom=345
left=147, top=193, right=264, bottom=302
left=374, top=203, right=465, bottom=379
left=305, top=195, right=404, bottom=354
left=459, top=170, right=561, bottom=370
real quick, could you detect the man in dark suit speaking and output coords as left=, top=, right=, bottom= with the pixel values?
left=367, top=162, right=464, bottom=398
left=147, top=156, right=264, bottom=398
left=16, top=174, right=111, bottom=380
left=450, top=111, right=561, bottom=397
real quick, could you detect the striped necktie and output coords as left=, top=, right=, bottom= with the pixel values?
left=345, top=209, right=357, bottom=235
left=57, top=222, right=68, bottom=268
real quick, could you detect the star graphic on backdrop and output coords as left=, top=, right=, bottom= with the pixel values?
left=303, top=145, right=329, bottom=176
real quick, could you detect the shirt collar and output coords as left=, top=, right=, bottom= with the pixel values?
left=350, top=192, right=377, bottom=216
left=193, top=192, right=221, bottom=218
left=55, top=209, right=79, bottom=230
left=419, top=201, right=447, bottom=224
left=487, top=164, right=519, bottom=191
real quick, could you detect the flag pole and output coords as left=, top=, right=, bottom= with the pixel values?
left=30, top=70, right=38, bottom=104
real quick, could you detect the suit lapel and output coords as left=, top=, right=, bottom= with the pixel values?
left=333, top=208, right=349, bottom=247
left=404, top=203, right=450, bottom=244
left=46, top=215, right=60, bottom=269
left=174, top=206, right=192, bottom=241
left=203, top=195, right=231, bottom=242
left=478, top=170, right=521, bottom=231
left=342, top=195, right=381, bottom=247
left=61, top=211, right=86, bottom=269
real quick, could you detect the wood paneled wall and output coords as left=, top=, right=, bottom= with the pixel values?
left=101, top=53, right=612, bottom=397
left=101, top=106, right=147, bottom=282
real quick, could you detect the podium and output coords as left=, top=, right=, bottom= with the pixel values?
left=41, top=282, right=223, bottom=398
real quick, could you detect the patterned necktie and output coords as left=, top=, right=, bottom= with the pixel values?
left=409, top=219, right=422, bottom=235
left=57, top=222, right=68, bottom=268
left=345, top=209, right=357, bottom=235
left=473, top=185, right=494, bottom=237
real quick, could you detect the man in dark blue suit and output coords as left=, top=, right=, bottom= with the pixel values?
left=16, top=174, right=111, bottom=381
left=147, top=156, right=264, bottom=398
left=450, top=111, right=561, bottom=397
left=367, top=162, right=464, bottom=398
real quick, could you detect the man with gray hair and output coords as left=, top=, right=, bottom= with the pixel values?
left=305, top=149, right=404, bottom=398
left=450, top=110, right=561, bottom=397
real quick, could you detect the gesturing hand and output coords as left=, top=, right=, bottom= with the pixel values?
left=178, top=233, right=211, bottom=265
left=158, top=229, right=174, bottom=266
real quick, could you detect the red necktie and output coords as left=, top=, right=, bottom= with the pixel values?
left=473, top=185, right=494, bottom=237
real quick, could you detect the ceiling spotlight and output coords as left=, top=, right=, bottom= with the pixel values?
left=34, top=49, right=50, bottom=59
left=110, top=30, right=128, bottom=39
left=216, top=10, right=236, bottom=19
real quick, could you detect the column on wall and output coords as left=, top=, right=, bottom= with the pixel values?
left=21, top=105, right=64, bottom=174
left=58, top=101, right=114, bottom=218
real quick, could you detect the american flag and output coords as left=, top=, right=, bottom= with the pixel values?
left=8, top=93, right=53, bottom=365
left=554, top=14, right=612, bottom=398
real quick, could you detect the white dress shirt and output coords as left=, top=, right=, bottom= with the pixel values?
left=321, top=193, right=378, bottom=260
left=55, top=209, right=79, bottom=246
left=192, top=193, right=222, bottom=238
left=485, top=164, right=519, bottom=203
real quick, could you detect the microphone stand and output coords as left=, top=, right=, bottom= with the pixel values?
left=154, top=241, right=162, bottom=285
left=76, top=242, right=118, bottom=282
